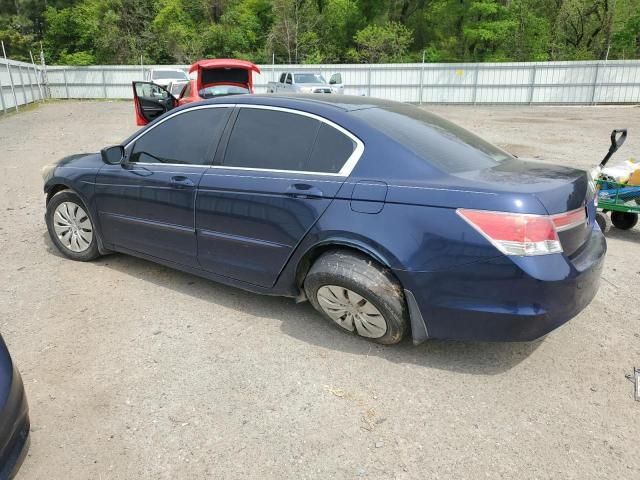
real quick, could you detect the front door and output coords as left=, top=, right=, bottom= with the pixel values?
left=133, top=81, right=177, bottom=126
left=95, top=106, right=233, bottom=267
left=196, top=106, right=361, bottom=287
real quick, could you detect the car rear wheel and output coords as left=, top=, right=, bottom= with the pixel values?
left=46, top=191, right=100, bottom=261
left=610, top=211, right=638, bottom=230
left=304, top=250, right=407, bottom=345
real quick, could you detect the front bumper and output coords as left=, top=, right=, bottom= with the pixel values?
left=0, top=366, right=30, bottom=480
left=397, top=228, right=606, bottom=342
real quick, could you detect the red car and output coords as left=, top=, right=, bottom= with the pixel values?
left=133, top=59, right=261, bottom=126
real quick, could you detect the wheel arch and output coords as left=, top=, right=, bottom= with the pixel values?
left=45, top=183, right=110, bottom=255
left=45, top=183, right=72, bottom=205
left=294, top=239, right=398, bottom=289
left=292, top=238, right=431, bottom=345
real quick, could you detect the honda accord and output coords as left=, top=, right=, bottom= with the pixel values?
left=42, top=95, right=606, bottom=344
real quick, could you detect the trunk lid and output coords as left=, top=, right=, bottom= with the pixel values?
left=189, top=59, right=260, bottom=92
left=455, top=159, right=594, bottom=256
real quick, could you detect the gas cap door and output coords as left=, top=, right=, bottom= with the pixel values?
left=350, top=180, right=388, bottom=214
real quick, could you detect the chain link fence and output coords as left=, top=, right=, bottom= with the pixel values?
left=3, top=58, right=640, bottom=109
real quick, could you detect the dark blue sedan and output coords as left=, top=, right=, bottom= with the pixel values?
left=42, top=95, right=606, bottom=344
left=0, top=335, right=29, bottom=478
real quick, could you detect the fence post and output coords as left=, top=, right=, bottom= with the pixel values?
left=590, top=62, right=601, bottom=105
left=101, top=69, right=108, bottom=98
left=471, top=65, right=479, bottom=105
left=29, top=51, right=43, bottom=101
left=63, top=69, right=70, bottom=98
left=0, top=75, right=6, bottom=113
left=39, top=46, right=50, bottom=99
left=527, top=65, right=537, bottom=104
left=419, top=62, right=425, bottom=104
left=367, top=65, right=372, bottom=97
left=1, top=41, right=19, bottom=112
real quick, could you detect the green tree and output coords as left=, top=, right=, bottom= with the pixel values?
left=349, top=22, right=413, bottom=63
left=268, top=0, right=321, bottom=63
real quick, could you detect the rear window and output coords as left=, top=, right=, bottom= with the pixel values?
left=352, top=105, right=512, bottom=173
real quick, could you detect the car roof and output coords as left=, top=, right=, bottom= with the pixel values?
left=205, top=94, right=400, bottom=112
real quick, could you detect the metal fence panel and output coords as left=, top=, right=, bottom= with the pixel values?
left=5, top=59, right=640, bottom=107
left=0, top=57, right=43, bottom=112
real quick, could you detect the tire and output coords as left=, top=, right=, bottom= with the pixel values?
left=595, top=211, right=611, bottom=233
left=46, top=190, right=101, bottom=261
left=610, top=211, right=638, bottom=230
left=304, top=250, right=408, bottom=345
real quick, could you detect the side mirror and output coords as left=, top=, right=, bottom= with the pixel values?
left=101, top=145, right=125, bottom=165
left=329, top=79, right=336, bottom=85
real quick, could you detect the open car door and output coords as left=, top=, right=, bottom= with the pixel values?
left=132, top=81, right=177, bottom=126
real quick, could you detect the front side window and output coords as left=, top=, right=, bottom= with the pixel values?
left=223, top=108, right=356, bottom=174
left=130, top=108, right=231, bottom=165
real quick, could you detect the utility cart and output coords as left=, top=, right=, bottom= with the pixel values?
left=593, top=129, right=640, bottom=233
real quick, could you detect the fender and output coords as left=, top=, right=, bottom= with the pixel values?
left=43, top=178, right=111, bottom=255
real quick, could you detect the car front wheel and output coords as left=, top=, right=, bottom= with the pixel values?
left=46, top=190, right=100, bottom=261
left=304, top=250, right=408, bottom=345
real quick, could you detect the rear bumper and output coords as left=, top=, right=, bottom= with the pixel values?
left=0, top=366, right=30, bottom=480
left=397, top=228, right=606, bottom=342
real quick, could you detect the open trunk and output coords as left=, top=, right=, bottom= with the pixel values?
left=189, top=59, right=261, bottom=93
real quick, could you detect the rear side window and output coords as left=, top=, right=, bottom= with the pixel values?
left=308, top=123, right=356, bottom=173
left=130, top=108, right=231, bottom=165
left=352, top=105, right=512, bottom=173
left=223, top=108, right=356, bottom=173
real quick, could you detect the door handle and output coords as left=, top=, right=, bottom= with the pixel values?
left=170, top=175, right=195, bottom=189
left=286, top=183, right=324, bottom=199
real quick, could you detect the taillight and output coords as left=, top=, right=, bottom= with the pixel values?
left=457, top=209, right=563, bottom=256
left=551, top=207, right=586, bottom=231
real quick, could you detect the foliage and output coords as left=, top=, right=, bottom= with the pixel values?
left=349, top=22, right=413, bottom=63
left=1, top=0, right=640, bottom=64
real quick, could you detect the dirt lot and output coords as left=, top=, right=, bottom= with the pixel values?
left=1, top=101, right=639, bottom=479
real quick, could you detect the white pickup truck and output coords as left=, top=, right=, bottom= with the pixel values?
left=267, top=72, right=344, bottom=94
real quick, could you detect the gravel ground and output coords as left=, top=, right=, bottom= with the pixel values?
left=1, top=101, right=639, bottom=480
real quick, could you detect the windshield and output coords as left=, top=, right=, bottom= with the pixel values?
left=352, top=105, right=512, bottom=173
left=152, top=70, right=188, bottom=80
left=198, top=85, right=249, bottom=99
left=294, top=73, right=326, bottom=84
left=170, top=82, right=187, bottom=95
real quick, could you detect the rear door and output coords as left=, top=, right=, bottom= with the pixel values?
left=133, top=81, right=177, bottom=126
left=196, top=106, right=362, bottom=287
left=96, top=105, right=233, bottom=266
